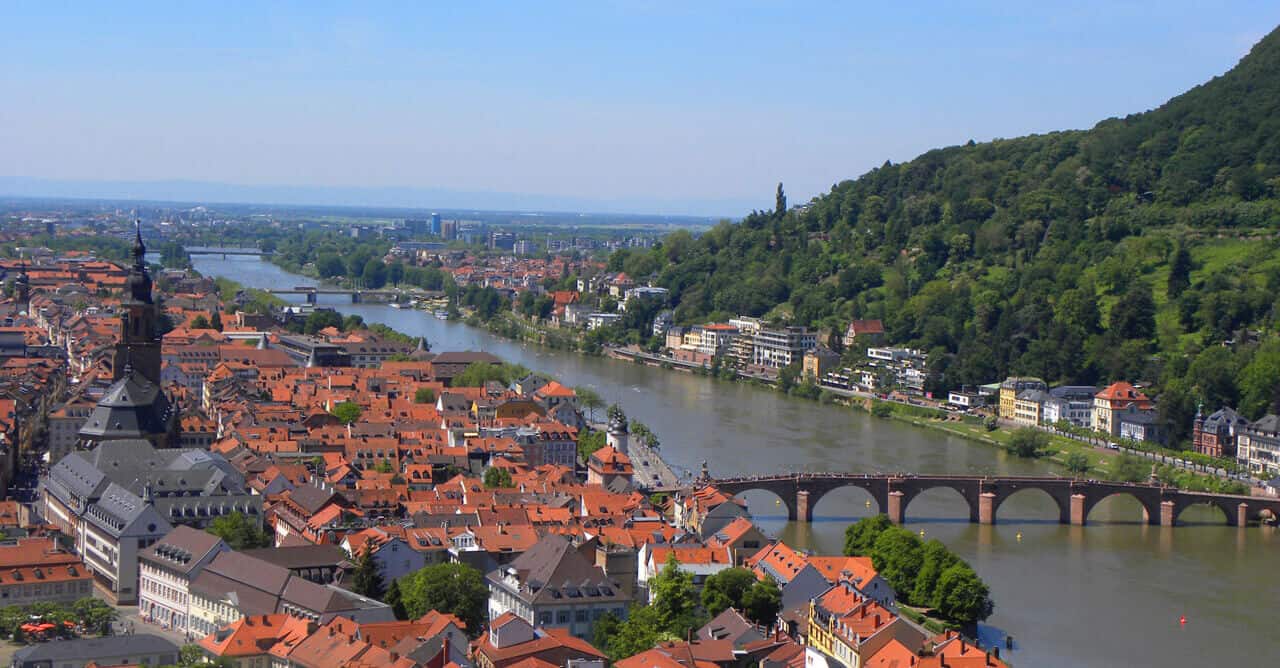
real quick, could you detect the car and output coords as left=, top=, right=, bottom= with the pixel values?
left=1106, top=442, right=1120, bottom=450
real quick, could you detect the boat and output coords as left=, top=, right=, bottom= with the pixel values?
left=434, top=310, right=449, bottom=320
left=390, top=302, right=405, bottom=309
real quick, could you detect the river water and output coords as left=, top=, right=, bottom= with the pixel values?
left=193, top=255, right=1279, bottom=668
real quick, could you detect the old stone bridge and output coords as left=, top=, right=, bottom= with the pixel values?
left=708, top=473, right=1280, bottom=527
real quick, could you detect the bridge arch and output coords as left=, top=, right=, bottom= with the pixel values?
left=1172, top=498, right=1237, bottom=526
left=807, top=483, right=883, bottom=521
left=726, top=487, right=797, bottom=522
left=900, top=483, right=978, bottom=523
left=1084, top=490, right=1160, bottom=525
left=991, top=486, right=1070, bottom=524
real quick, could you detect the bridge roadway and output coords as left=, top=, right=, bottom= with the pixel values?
left=707, top=472, right=1280, bottom=527
left=184, top=246, right=273, bottom=256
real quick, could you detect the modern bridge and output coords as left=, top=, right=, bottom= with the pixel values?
left=184, top=246, right=274, bottom=257
left=706, top=472, right=1280, bottom=527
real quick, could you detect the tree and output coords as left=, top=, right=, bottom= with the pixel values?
left=165, top=644, right=235, bottom=668
left=1009, top=428, right=1049, bottom=458
left=1113, top=454, right=1148, bottom=483
left=385, top=579, right=408, bottom=620
left=1237, top=340, right=1280, bottom=419
left=741, top=577, right=781, bottom=626
left=1064, top=452, right=1090, bottom=476
left=911, top=540, right=960, bottom=606
left=399, top=563, right=488, bottom=636
left=775, top=182, right=787, bottom=217
left=304, top=309, right=343, bottom=335
left=934, top=564, right=994, bottom=624
left=603, top=605, right=666, bottom=661
left=351, top=545, right=386, bottom=600
left=843, top=515, right=893, bottom=556
left=701, top=567, right=758, bottom=616
left=1167, top=244, right=1192, bottom=298
left=451, top=362, right=528, bottom=388
left=362, top=258, right=388, bottom=289
left=1109, top=283, right=1156, bottom=340
left=870, top=526, right=924, bottom=598
left=73, top=596, right=118, bottom=635
left=190, top=314, right=211, bottom=329
left=316, top=253, right=347, bottom=278
left=593, top=610, right=624, bottom=657
left=577, top=430, right=606, bottom=462
left=331, top=401, right=363, bottom=425
left=387, top=261, right=405, bottom=286
left=650, top=552, right=704, bottom=638
left=483, top=467, right=513, bottom=488
left=576, top=386, right=605, bottom=424
left=209, top=310, right=224, bottom=331
left=206, top=512, right=272, bottom=550
left=414, top=387, right=436, bottom=404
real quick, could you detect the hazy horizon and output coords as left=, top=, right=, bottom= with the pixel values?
left=3, top=3, right=1277, bottom=217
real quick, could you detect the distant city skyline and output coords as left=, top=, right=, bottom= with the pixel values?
left=2, top=3, right=1277, bottom=216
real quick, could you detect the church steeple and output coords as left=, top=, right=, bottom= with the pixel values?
left=113, top=220, right=161, bottom=384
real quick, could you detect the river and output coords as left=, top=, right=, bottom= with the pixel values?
left=193, top=254, right=1279, bottom=668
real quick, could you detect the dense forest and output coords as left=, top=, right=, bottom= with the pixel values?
left=608, top=27, right=1280, bottom=446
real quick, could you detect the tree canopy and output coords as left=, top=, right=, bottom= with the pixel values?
left=398, top=562, right=488, bottom=636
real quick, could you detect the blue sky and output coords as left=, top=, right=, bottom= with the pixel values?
left=2, top=2, right=1276, bottom=216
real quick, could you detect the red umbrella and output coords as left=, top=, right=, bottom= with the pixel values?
left=35, top=623, right=55, bottom=631
left=62, top=621, right=75, bottom=627
left=19, top=623, right=37, bottom=632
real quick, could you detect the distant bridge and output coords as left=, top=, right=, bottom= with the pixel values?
left=263, top=287, right=403, bottom=304
left=184, top=246, right=274, bottom=257
left=707, top=472, right=1280, bottom=527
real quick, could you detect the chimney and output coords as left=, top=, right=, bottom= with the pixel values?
left=986, top=651, right=994, bottom=666
left=993, top=648, right=1000, bottom=660
left=873, top=613, right=880, bottom=627
left=390, top=652, right=399, bottom=661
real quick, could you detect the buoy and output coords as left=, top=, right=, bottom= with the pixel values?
left=1016, top=532, right=1022, bottom=542
left=1179, top=616, right=1187, bottom=625
left=775, top=499, right=781, bottom=506
left=919, top=529, right=926, bottom=537
left=865, top=500, right=871, bottom=508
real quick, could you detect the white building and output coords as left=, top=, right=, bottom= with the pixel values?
left=138, top=526, right=229, bottom=632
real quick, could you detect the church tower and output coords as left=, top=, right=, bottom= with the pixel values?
left=13, top=260, right=29, bottom=313
left=112, top=221, right=162, bottom=384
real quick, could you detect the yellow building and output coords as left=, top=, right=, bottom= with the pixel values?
left=998, top=377, right=1046, bottom=419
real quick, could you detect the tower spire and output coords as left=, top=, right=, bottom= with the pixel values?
left=132, top=217, right=147, bottom=267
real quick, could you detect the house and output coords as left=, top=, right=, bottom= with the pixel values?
left=340, top=528, right=427, bottom=584
left=486, top=535, right=630, bottom=639
left=1012, top=389, right=1048, bottom=426
left=40, top=439, right=260, bottom=604
left=1092, top=382, right=1153, bottom=436
left=842, top=320, right=885, bottom=347
left=430, top=351, right=503, bottom=385
left=240, top=544, right=347, bottom=584
left=1042, top=386, right=1097, bottom=428
left=1117, top=406, right=1167, bottom=445
left=705, top=516, right=770, bottom=565
left=638, top=544, right=733, bottom=599
left=804, top=583, right=926, bottom=668
left=138, top=526, right=230, bottom=632
left=1237, top=414, right=1280, bottom=477
left=745, top=542, right=833, bottom=611
left=1193, top=406, right=1250, bottom=458
left=998, top=377, right=1046, bottom=420
left=186, top=550, right=393, bottom=637
left=586, top=446, right=634, bottom=489
left=11, top=634, right=179, bottom=668
left=751, top=326, right=816, bottom=369
left=802, top=347, right=841, bottom=380
left=0, top=537, right=93, bottom=606
left=676, top=486, right=750, bottom=539
left=473, top=612, right=607, bottom=668
left=698, top=607, right=766, bottom=649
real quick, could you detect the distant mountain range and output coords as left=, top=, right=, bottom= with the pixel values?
left=0, top=176, right=752, bottom=219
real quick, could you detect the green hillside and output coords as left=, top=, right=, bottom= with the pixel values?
left=609, top=27, right=1280, bottom=446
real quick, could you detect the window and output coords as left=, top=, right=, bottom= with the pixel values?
left=539, top=612, right=552, bottom=625
left=575, top=609, right=588, bottom=623
left=556, top=610, right=570, bottom=624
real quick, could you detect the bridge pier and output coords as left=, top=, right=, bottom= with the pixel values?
left=1070, top=493, right=1086, bottom=525
left=305, top=292, right=317, bottom=305
left=1160, top=500, right=1175, bottom=527
left=351, top=292, right=362, bottom=304
left=796, top=490, right=812, bottom=523
left=887, top=490, right=905, bottom=524
left=978, top=492, right=996, bottom=525
left=1238, top=503, right=1249, bottom=527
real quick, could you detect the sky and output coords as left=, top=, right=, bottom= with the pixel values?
left=2, top=2, right=1278, bottom=216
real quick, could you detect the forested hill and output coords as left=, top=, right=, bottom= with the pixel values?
left=607, top=27, right=1280, bottom=444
